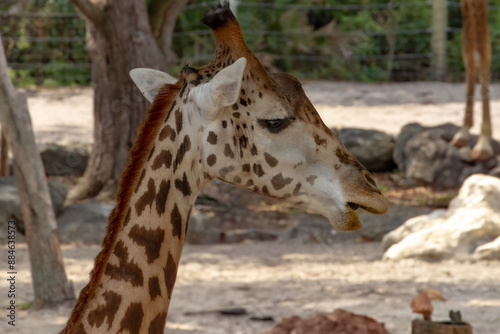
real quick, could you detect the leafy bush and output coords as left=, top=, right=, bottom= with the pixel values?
left=1, top=0, right=90, bottom=86
left=2, top=0, right=499, bottom=85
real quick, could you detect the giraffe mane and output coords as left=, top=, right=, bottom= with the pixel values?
left=61, top=81, right=182, bottom=333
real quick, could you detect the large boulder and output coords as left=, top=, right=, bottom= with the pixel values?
left=57, top=202, right=113, bottom=244
left=394, top=123, right=500, bottom=188
left=0, top=176, right=67, bottom=236
left=383, top=174, right=500, bottom=261
left=337, top=128, right=396, bottom=172
left=40, top=143, right=90, bottom=176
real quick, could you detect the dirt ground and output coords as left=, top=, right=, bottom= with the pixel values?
left=1, top=242, right=500, bottom=334
left=1, top=82, right=499, bottom=334
left=26, top=81, right=500, bottom=144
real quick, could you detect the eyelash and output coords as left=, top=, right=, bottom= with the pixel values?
left=258, top=117, right=295, bottom=133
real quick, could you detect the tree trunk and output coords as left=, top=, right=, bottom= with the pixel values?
left=67, top=0, right=168, bottom=203
left=149, top=0, right=190, bottom=66
left=0, top=36, right=74, bottom=308
left=0, top=128, right=7, bottom=176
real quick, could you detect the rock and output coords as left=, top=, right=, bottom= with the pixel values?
left=383, top=174, right=500, bottom=261
left=41, top=143, right=90, bottom=176
left=337, top=128, right=396, bottom=172
left=381, top=210, right=448, bottom=251
left=394, top=123, right=500, bottom=188
left=0, top=177, right=23, bottom=228
left=0, top=176, right=68, bottom=236
left=48, top=178, right=68, bottom=216
left=185, top=209, right=222, bottom=244
left=186, top=208, right=281, bottom=244
left=473, top=236, right=500, bottom=260
left=261, top=309, right=390, bottom=334
left=57, top=202, right=113, bottom=244
left=359, top=205, right=433, bottom=241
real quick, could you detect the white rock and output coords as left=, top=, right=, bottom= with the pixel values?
left=383, top=174, right=500, bottom=261
left=474, top=236, right=500, bottom=260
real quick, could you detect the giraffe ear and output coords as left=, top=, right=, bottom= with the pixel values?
left=193, top=57, right=247, bottom=115
left=129, top=68, right=178, bottom=103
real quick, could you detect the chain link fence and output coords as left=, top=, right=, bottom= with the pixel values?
left=1, top=0, right=499, bottom=86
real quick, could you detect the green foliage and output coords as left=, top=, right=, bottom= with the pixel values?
left=2, top=0, right=499, bottom=85
left=1, top=0, right=90, bottom=87
left=172, top=0, right=438, bottom=81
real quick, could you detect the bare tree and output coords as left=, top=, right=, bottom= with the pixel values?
left=66, top=0, right=188, bottom=203
left=0, top=34, right=74, bottom=308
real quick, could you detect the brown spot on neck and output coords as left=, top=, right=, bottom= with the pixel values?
left=128, top=225, right=165, bottom=263
left=119, top=302, right=144, bottom=334
left=87, top=290, right=122, bottom=330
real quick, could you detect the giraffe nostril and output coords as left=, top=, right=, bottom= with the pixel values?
left=362, top=170, right=378, bottom=190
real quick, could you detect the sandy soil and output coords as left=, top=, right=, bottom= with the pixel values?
left=1, top=242, right=500, bottom=334
left=27, top=82, right=500, bottom=145
left=1, top=82, right=499, bottom=334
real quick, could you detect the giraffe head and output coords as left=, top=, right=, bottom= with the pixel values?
left=131, top=2, right=388, bottom=231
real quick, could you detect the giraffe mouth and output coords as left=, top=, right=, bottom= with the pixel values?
left=347, top=202, right=361, bottom=211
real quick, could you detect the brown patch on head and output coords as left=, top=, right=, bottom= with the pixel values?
left=314, top=133, right=327, bottom=147
left=119, top=302, right=144, bottom=334
left=271, top=173, right=293, bottom=190
left=293, top=182, right=302, bottom=195
left=219, top=166, right=235, bottom=179
left=250, top=145, right=258, bottom=156
left=242, top=164, right=251, bottom=173
left=207, top=154, right=217, bottom=166
left=87, top=290, right=122, bottom=330
left=148, top=277, right=162, bottom=301
left=207, top=131, right=218, bottom=145
left=224, top=144, right=235, bottom=158
left=164, top=253, right=178, bottom=299
left=336, top=146, right=358, bottom=166
left=135, top=178, right=156, bottom=216
left=253, top=164, right=265, bottom=177
left=148, top=312, right=168, bottom=334
left=105, top=240, right=143, bottom=287
left=128, top=225, right=165, bottom=263
left=306, top=175, right=318, bottom=185
left=264, top=153, right=278, bottom=167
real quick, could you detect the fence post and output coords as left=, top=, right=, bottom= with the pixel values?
left=432, top=0, right=448, bottom=81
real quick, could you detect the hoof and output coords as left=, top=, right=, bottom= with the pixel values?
left=450, top=129, right=470, bottom=148
left=471, top=137, right=494, bottom=161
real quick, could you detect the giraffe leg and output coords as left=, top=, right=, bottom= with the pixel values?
left=451, top=28, right=477, bottom=147
left=471, top=26, right=493, bottom=161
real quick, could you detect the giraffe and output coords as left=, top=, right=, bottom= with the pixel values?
left=60, top=3, right=388, bottom=333
left=451, top=0, right=494, bottom=161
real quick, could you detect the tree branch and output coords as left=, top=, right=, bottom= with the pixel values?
left=148, top=0, right=188, bottom=65
left=70, top=0, right=103, bottom=27
left=147, top=0, right=174, bottom=38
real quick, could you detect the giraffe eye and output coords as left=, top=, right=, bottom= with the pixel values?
left=258, top=117, right=295, bottom=133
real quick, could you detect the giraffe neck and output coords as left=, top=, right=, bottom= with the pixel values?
left=62, top=83, right=206, bottom=334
